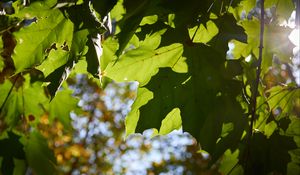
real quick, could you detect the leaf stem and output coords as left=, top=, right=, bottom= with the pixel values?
left=256, top=90, right=295, bottom=129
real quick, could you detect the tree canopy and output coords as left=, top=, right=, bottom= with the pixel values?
left=0, top=0, right=300, bottom=174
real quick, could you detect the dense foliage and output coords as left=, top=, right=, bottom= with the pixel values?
left=0, top=0, right=300, bottom=174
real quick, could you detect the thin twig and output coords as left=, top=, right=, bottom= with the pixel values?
left=227, top=161, right=239, bottom=175
left=242, top=76, right=251, bottom=104
left=226, top=0, right=235, bottom=13
left=255, top=87, right=286, bottom=111
left=191, top=24, right=201, bottom=42
left=0, top=75, right=19, bottom=114
left=296, top=0, right=300, bottom=27
left=244, top=0, right=265, bottom=172
left=191, top=0, right=216, bottom=42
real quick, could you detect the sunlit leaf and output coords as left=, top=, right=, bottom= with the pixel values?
left=188, top=20, right=219, bottom=43
left=49, top=89, right=78, bottom=130
left=12, top=3, right=74, bottom=72
left=159, top=108, right=181, bottom=135
left=36, top=48, right=70, bottom=77
left=267, top=86, right=300, bottom=119
left=125, top=87, right=153, bottom=136
left=265, top=0, right=295, bottom=21
left=240, top=19, right=294, bottom=72
left=104, top=43, right=184, bottom=86
left=219, top=149, right=243, bottom=175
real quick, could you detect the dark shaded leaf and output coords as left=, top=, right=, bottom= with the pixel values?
left=0, top=132, right=25, bottom=175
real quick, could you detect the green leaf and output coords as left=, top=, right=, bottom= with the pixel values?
left=110, top=0, right=125, bottom=22
left=12, top=3, right=74, bottom=72
left=209, top=14, right=247, bottom=56
left=246, top=131, right=297, bottom=174
left=0, top=57, right=5, bottom=72
left=45, top=29, right=89, bottom=97
left=264, top=121, right=277, bottom=137
left=115, top=0, right=156, bottom=56
left=125, top=87, right=153, bottom=137
left=0, top=15, right=20, bottom=33
left=22, top=131, right=57, bottom=175
left=0, top=38, right=4, bottom=72
left=91, top=0, right=117, bottom=19
left=219, top=149, right=243, bottom=175
left=104, top=43, right=184, bottom=86
left=230, top=0, right=256, bottom=20
left=265, top=0, right=295, bottom=21
left=267, top=86, right=300, bottom=119
left=119, top=13, right=247, bottom=165
left=159, top=108, right=182, bottom=135
left=70, top=29, right=89, bottom=60
left=240, top=0, right=256, bottom=14
left=230, top=39, right=252, bottom=59
left=0, top=75, right=48, bottom=127
left=100, top=37, right=119, bottom=72
left=140, top=15, right=158, bottom=26
left=13, top=158, right=26, bottom=175
left=36, top=48, right=70, bottom=77
left=85, top=34, right=101, bottom=77
left=276, top=0, right=294, bottom=21
left=286, top=117, right=300, bottom=146
left=49, top=89, right=78, bottom=130
left=240, top=19, right=294, bottom=72
left=0, top=80, right=12, bottom=107
left=130, top=44, right=245, bottom=159
left=188, top=20, right=219, bottom=44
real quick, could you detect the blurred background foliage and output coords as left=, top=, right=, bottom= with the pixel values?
left=35, top=75, right=220, bottom=175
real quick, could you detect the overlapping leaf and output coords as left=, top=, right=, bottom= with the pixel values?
left=265, top=0, right=295, bottom=21
left=267, top=85, right=300, bottom=119
left=104, top=32, right=185, bottom=86
left=234, top=19, right=294, bottom=72
left=0, top=132, right=25, bottom=175
left=48, top=89, right=79, bottom=130
left=0, top=75, right=48, bottom=126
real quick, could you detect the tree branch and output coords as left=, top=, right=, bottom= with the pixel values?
left=250, top=0, right=265, bottom=138
left=244, top=0, right=265, bottom=172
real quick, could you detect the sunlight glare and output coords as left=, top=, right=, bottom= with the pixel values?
left=289, top=28, right=300, bottom=47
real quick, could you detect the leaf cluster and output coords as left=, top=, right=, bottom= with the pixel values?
left=0, top=0, right=299, bottom=174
